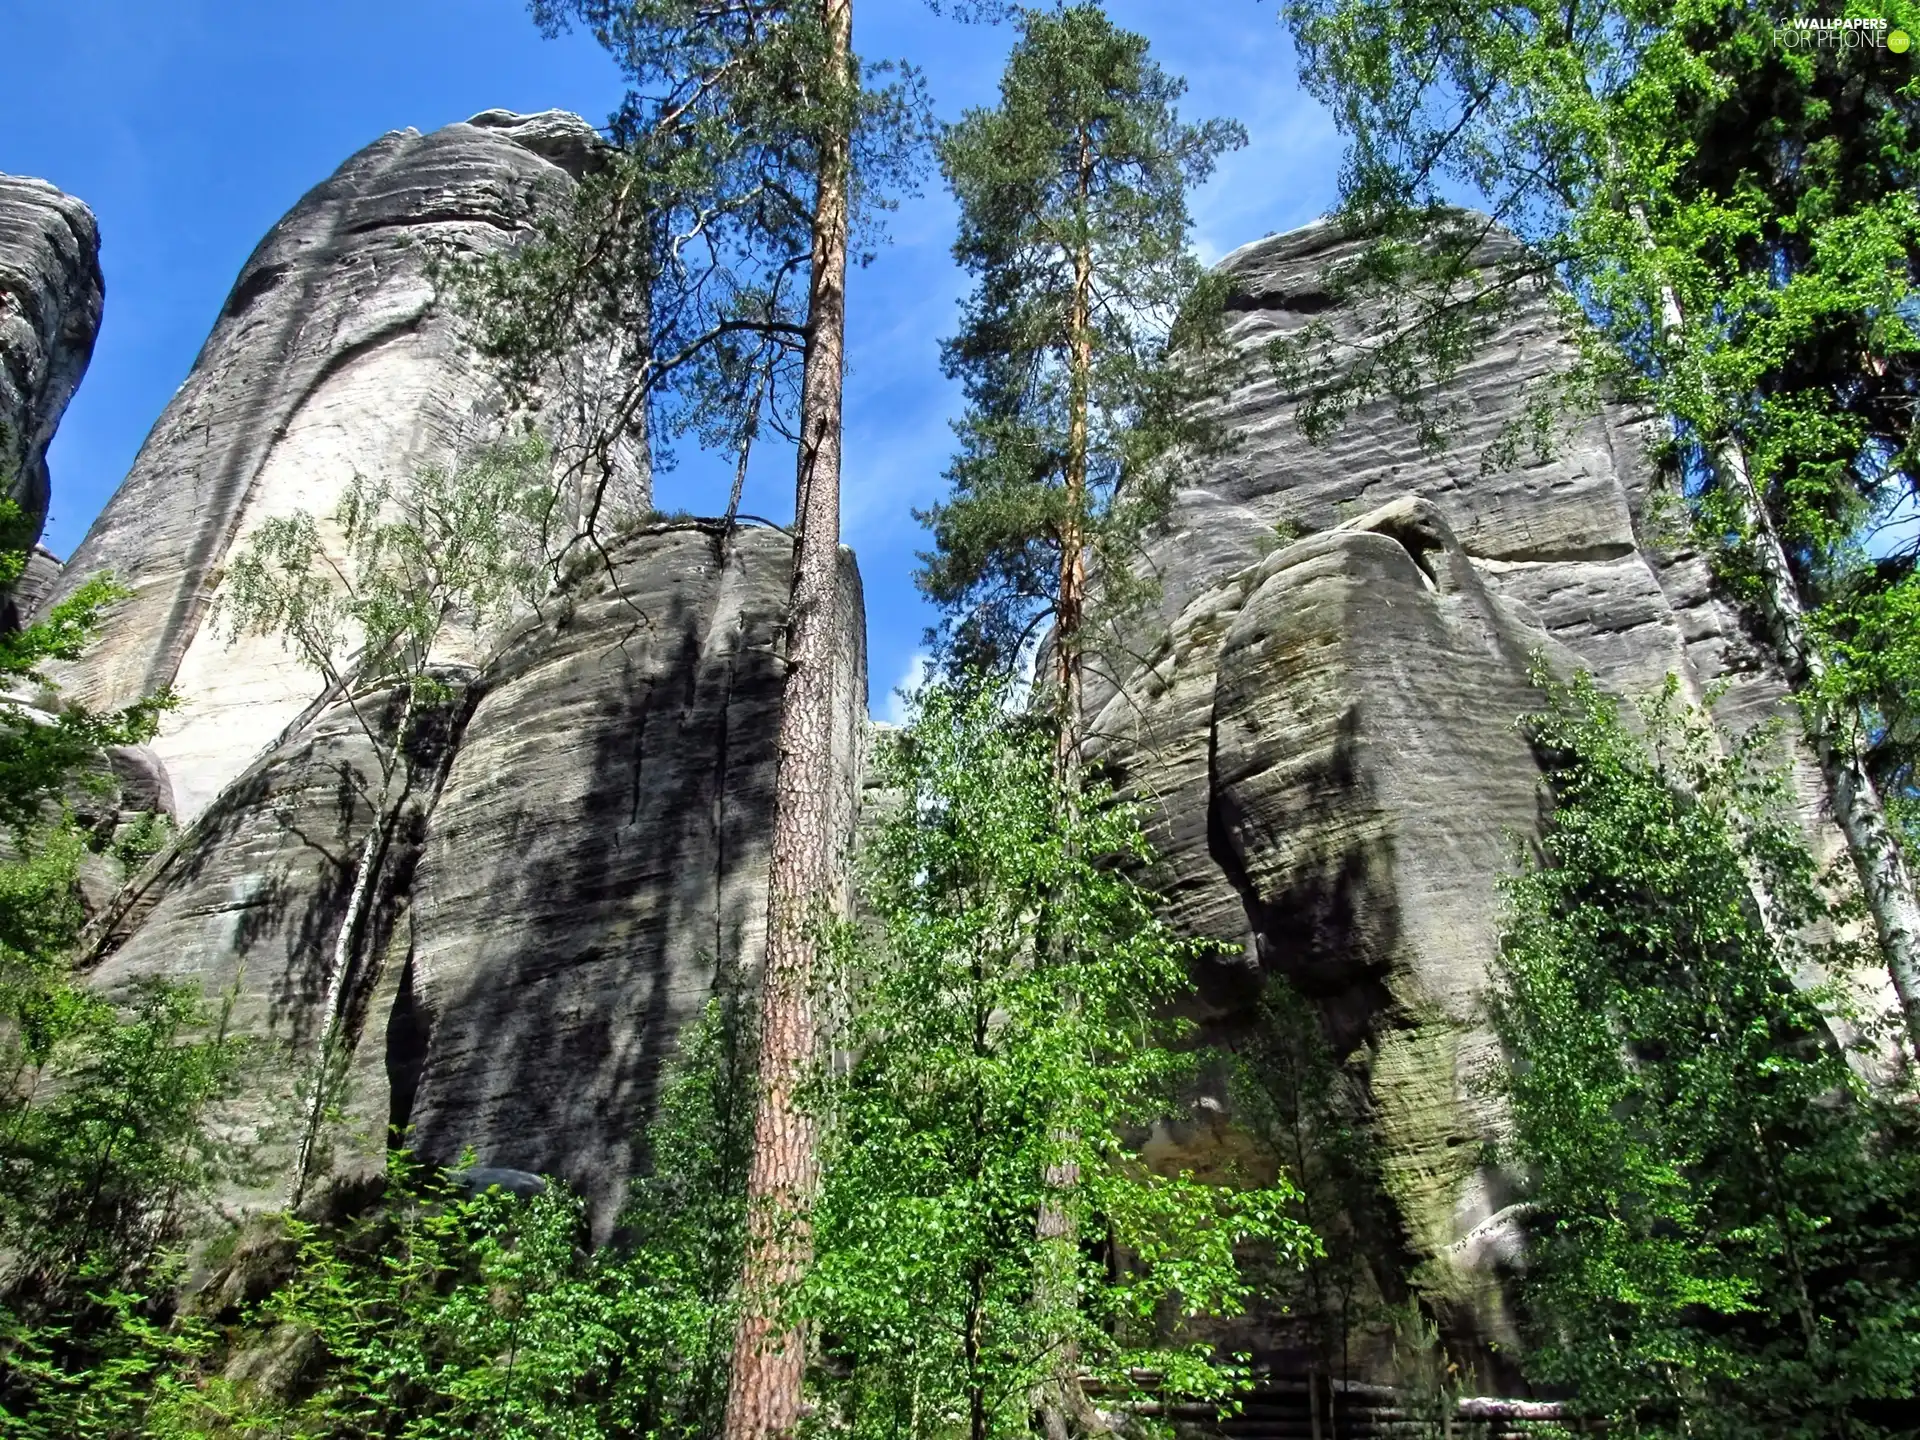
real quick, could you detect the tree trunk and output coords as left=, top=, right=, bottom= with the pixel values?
left=288, top=684, right=418, bottom=1209
left=1631, top=206, right=1920, bottom=1054
left=1708, top=425, right=1920, bottom=1053
left=1053, top=128, right=1096, bottom=776
left=722, top=2, right=855, bottom=1436
left=1036, top=128, right=1100, bottom=1440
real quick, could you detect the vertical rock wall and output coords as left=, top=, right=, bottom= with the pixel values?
left=1090, top=215, right=1833, bottom=1379
left=39, top=111, right=645, bottom=822
left=48, top=114, right=868, bottom=1232
left=85, top=524, right=866, bottom=1229
left=0, top=173, right=101, bottom=597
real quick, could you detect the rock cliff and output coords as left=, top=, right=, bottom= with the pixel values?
left=85, top=522, right=864, bottom=1233
left=38, top=111, right=645, bottom=821
left=26, top=113, right=864, bottom=1232
left=0, top=173, right=102, bottom=551
left=1090, top=216, right=1826, bottom=1378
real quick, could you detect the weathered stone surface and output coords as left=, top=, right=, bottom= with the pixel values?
left=403, top=525, right=864, bottom=1233
left=3, top=545, right=63, bottom=632
left=0, top=175, right=102, bottom=540
left=1088, top=215, right=1823, bottom=1380
left=81, top=524, right=866, bottom=1231
left=82, top=682, right=398, bottom=1213
left=40, top=111, right=644, bottom=822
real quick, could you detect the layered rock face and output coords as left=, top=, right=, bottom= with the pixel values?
left=40, top=111, right=644, bottom=821
left=44, top=113, right=867, bottom=1232
left=0, top=173, right=102, bottom=554
left=1091, top=217, right=1813, bottom=1376
left=86, top=523, right=865, bottom=1230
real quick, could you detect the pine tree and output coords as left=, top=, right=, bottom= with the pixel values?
left=460, top=10, right=931, bottom=1432
left=1269, top=0, right=1920, bottom=1051
left=918, top=20, right=1245, bottom=1431
left=724, top=5, right=862, bottom=1434
left=920, top=3, right=1245, bottom=759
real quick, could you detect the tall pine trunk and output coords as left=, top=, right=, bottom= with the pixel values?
left=1627, top=195, right=1920, bottom=1053
left=1037, top=131, right=1099, bottom=1440
left=723, top=2, right=855, bottom=1436
left=1052, top=127, right=1095, bottom=772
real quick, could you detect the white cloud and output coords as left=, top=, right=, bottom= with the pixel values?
left=881, top=651, right=935, bottom=727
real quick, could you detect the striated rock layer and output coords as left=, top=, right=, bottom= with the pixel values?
left=47, top=111, right=869, bottom=1236
left=40, top=111, right=644, bottom=822
left=85, top=523, right=866, bottom=1233
left=0, top=173, right=102, bottom=545
left=1090, top=215, right=1830, bottom=1382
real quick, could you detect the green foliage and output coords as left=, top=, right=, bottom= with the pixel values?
left=109, top=813, right=173, bottom=873
left=0, top=980, right=251, bottom=1295
left=1492, top=672, right=1920, bottom=1436
left=1229, top=980, right=1392, bottom=1398
left=0, top=449, right=247, bottom=1437
left=917, top=4, right=1246, bottom=677
left=806, top=682, right=1313, bottom=1439
left=1271, top=0, right=1920, bottom=887
left=105, top=994, right=758, bottom=1440
left=0, top=975, right=252, bottom=1435
left=0, top=1283, right=223, bottom=1440
left=219, top=435, right=555, bottom=721
left=0, top=496, right=173, bottom=838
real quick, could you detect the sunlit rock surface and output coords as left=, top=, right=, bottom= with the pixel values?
left=84, top=524, right=865, bottom=1232
left=0, top=173, right=101, bottom=542
left=34, top=115, right=1827, bottom=1396
left=39, top=111, right=643, bottom=821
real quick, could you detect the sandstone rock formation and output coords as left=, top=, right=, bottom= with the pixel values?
left=1090, top=215, right=1823, bottom=1380
left=38, top=112, right=871, bottom=1234
left=0, top=174, right=102, bottom=545
left=21, top=99, right=1826, bottom=1398
left=85, top=522, right=865, bottom=1232
left=39, top=111, right=645, bottom=822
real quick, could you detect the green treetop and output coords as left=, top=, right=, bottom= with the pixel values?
left=919, top=4, right=1245, bottom=753
left=1493, top=672, right=1920, bottom=1435
left=453, top=0, right=929, bottom=540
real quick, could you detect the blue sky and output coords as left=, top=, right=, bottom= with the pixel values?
left=3, top=0, right=1340, bottom=721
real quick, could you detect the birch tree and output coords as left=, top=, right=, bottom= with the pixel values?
left=219, top=435, right=551, bottom=1205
